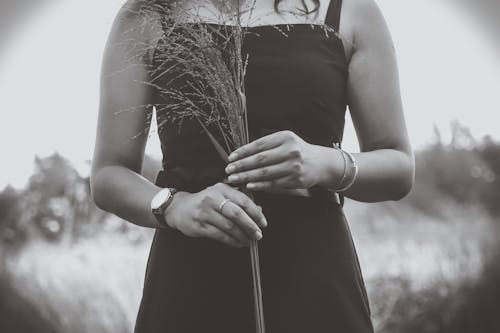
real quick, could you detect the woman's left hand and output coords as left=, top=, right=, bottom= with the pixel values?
left=224, top=130, right=325, bottom=192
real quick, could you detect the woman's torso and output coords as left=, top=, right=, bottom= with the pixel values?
left=134, top=2, right=375, bottom=332
left=150, top=0, right=351, bottom=193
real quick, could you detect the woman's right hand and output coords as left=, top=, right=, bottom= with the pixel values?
left=162, top=182, right=268, bottom=248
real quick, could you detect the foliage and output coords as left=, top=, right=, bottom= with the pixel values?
left=369, top=249, right=500, bottom=333
left=0, top=153, right=108, bottom=247
left=0, top=186, right=23, bottom=244
left=347, top=197, right=500, bottom=333
left=401, top=121, right=500, bottom=219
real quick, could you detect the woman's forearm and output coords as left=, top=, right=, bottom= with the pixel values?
left=315, top=146, right=415, bottom=202
left=90, top=165, right=183, bottom=229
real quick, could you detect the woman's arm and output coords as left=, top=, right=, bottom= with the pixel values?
left=329, top=0, right=415, bottom=202
left=223, top=0, right=414, bottom=202
left=91, top=1, right=172, bottom=229
left=91, top=1, right=266, bottom=246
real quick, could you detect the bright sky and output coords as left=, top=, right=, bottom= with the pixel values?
left=1, top=0, right=500, bottom=189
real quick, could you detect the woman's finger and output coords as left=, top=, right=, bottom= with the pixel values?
left=218, top=184, right=268, bottom=228
left=225, top=146, right=288, bottom=174
left=216, top=198, right=263, bottom=240
left=204, top=208, right=252, bottom=246
left=197, top=222, right=245, bottom=248
left=228, top=131, right=289, bottom=162
left=227, top=160, right=293, bottom=184
left=247, top=175, right=298, bottom=191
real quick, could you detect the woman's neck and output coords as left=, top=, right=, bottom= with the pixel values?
left=171, top=0, right=325, bottom=26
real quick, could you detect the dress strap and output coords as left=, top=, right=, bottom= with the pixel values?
left=324, top=0, right=343, bottom=31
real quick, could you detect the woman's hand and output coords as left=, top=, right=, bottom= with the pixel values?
left=163, top=182, right=268, bottom=248
left=224, top=130, right=327, bottom=192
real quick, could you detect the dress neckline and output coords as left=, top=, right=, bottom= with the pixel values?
left=159, top=18, right=348, bottom=64
left=171, top=0, right=341, bottom=31
left=166, top=20, right=347, bottom=63
left=177, top=21, right=335, bottom=30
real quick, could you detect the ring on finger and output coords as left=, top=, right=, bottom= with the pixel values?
left=219, top=198, right=232, bottom=213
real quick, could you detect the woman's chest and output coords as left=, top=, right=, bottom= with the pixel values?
left=242, top=27, right=347, bottom=94
left=240, top=29, right=349, bottom=144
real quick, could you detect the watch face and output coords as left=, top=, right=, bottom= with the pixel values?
left=151, top=188, right=172, bottom=210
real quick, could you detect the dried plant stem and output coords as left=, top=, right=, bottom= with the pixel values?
left=195, top=117, right=230, bottom=163
left=246, top=192, right=266, bottom=333
left=236, top=0, right=264, bottom=328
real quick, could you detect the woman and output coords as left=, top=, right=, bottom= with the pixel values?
left=91, top=0, right=414, bottom=331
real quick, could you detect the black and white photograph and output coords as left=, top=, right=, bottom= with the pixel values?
left=1, top=0, right=499, bottom=332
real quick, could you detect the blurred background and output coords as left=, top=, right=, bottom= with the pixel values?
left=1, top=0, right=499, bottom=332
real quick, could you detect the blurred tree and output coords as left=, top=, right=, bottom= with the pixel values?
left=21, top=153, right=107, bottom=244
left=477, top=135, right=500, bottom=217
left=0, top=186, right=24, bottom=246
left=403, top=121, right=500, bottom=218
left=0, top=151, right=162, bottom=248
left=450, top=120, right=476, bottom=150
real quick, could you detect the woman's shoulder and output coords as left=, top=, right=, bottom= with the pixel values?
left=116, top=0, right=163, bottom=20
left=340, top=0, right=393, bottom=62
left=106, top=0, right=164, bottom=65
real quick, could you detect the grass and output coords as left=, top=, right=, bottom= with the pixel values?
left=345, top=199, right=500, bottom=333
left=1, top=226, right=153, bottom=333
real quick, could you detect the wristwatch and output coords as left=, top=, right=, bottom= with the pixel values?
left=151, top=187, right=178, bottom=227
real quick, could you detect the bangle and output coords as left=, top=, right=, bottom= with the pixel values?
left=336, top=150, right=358, bottom=192
left=331, top=142, right=358, bottom=192
left=335, top=147, right=348, bottom=189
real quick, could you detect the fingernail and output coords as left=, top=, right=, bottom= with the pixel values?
left=228, top=174, right=239, bottom=182
left=260, top=217, right=268, bottom=227
left=225, top=164, right=235, bottom=174
left=255, top=230, right=263, bottom=240
left=247, top=182, right=256, bottom=189
left=228, top=152, right=238, bottom=161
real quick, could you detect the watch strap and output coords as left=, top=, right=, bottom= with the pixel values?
left=152, top=187, right=178, bottom=227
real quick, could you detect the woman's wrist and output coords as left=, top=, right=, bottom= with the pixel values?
left=311, top=145, right=346, bottom=190
left=161, top=190, right=190, bottom=230
left=334, top=149, right=359, bottom=192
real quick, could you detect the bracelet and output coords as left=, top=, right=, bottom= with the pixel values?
left=336, top=147, right=348, bottom=189
left=331, top=144, right=358, bottom=193
left=336, top=150, right=358, bottom=192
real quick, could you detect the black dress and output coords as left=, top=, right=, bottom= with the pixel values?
left=134, top=0, right=374, bottom=332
